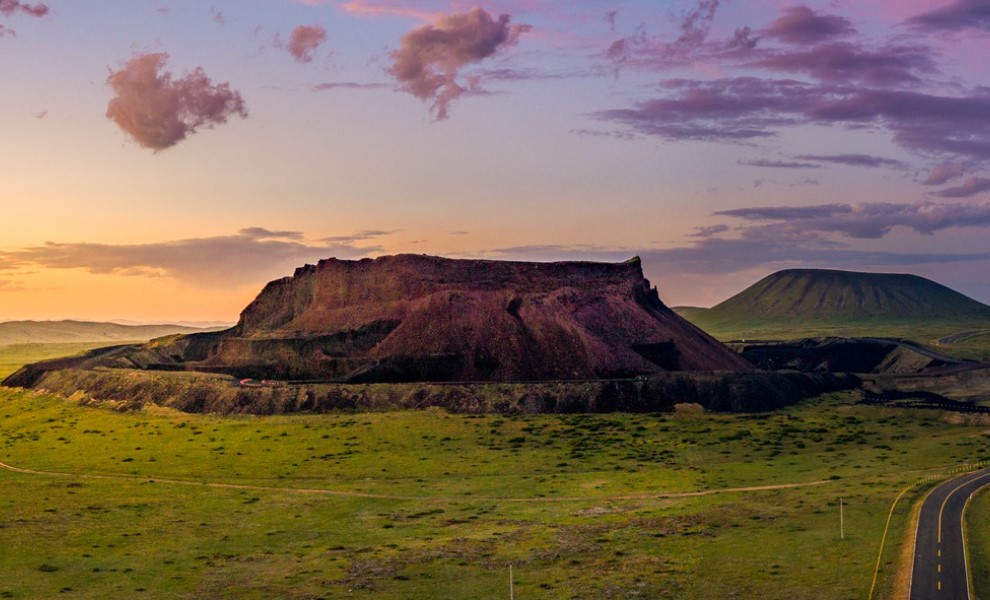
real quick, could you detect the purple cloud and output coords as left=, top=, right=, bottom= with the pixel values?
left=596, top=77, right=990, bottom=161
left=311, top=81, right=390, bottom=92
left=603, top=0, right=754, bottom=73
left=907, top=0, right=990, bottom=32
left=932, top=177, right=990, bottom=198
left=795, top=153, right=907, bottom=169
left=750, top=41, right=936, bottom=86
left=287, top=24, right=327, bottom=63
left=689, top=224, right=730, bottom=238
left=105, top=53, right=247, bottom=151
left=670, top=0, right=722, bottom=56
left=923, top=162, right=967, bottom=185
left=604, top=10, right=617, bottom=33
left=596, top=77, right=803, bottom=141
left=388, top=7, right=530, bottom=119
left=719, top=200, right=990, bottom=238
left=762, top=5, right=855, bottom=45
left=716, top=204, right=852, bottom=221
left=739, top=158, right=821, bottom=169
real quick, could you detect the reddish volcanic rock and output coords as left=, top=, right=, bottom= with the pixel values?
left=190, top=254, right=752, bottom=381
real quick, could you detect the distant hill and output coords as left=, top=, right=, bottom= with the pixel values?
left=677, top=269, right=990, bottom=342
left=0, top=320, right=221, bottom=346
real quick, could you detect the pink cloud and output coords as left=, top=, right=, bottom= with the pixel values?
left=0, top=0, right=46, bottom=36
left=762, top=6, right=855, bottom=45
left=923, top=162, right=967, bottom=185
left=341, top=0, right=441, bottom=21
left=105, top=53, right=247, bottom=151
left=287, top=24, right=327, bottom=63
left=388, top=7, right=530, bottom=119
left=0, top=0, right=47, bottom=17
left=933, top=176, right=990, bottom=198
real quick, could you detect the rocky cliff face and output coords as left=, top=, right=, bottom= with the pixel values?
left=185, top=254, right=751, bottom=381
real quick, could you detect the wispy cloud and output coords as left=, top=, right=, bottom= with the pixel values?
left=795, top=154, right=908, bottom=169
left=932, top=177, right=990, bottom=198
left=0, top=229, right=382, bottom=288
left=689, top=224, right=730, bottom=238
left=739, top=158, right=821, bottom=169
left=105, top=53, right=247, bottom=151
left=593, top=3, right=990, bottom=164
left=907, top=0, right=990, bottom=32
left=596, top=77, right=990, bottom=161
left=761, top=5, right=855, bottom=45
left=717, top=200, right=990, bottom=238
left=923, top=162, right=967, bottom=185
left=320, top=229, right=397, bottom=243
left=340, top=0, right=441, bottom=22
left=0, top=0, right=47, bottom=37
left=311, top=81, right=389, bottom=92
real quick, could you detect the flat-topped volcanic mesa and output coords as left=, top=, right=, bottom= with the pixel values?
left=132, top=255, right=752, bottom=382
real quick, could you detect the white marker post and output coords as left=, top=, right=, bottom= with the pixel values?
left=840, top=498, right=845, bottom=540
left=509, top=565, right=515, bottom=600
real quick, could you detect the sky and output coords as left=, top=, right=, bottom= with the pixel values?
left=2, top=0, right=990, bottom=323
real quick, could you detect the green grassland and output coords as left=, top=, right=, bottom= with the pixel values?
left=968, top=489, right=990, bottom=600
left=4, top=344, right=990, bottom=598
left=680, top=312, right=990, bottom=362
left=0, top=342, right=144, bottom=381
left=3, top=384, right=990, bottom=599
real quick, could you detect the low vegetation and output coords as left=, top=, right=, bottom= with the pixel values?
left=0, top=343, right=137, bottom=381
left=3, top=381, right=990, bottom=598
left=968, top=489, right=990, bottom=600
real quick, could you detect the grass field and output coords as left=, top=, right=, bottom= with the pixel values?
left=3, top=344, right=990, bottom=598
left=677, top=313, right=990, bottom=362
left=967, top=488, right=990, bottom=600
left=3, top=386, right=990, bottom=598
left=0, top=342, right=144, bottom=381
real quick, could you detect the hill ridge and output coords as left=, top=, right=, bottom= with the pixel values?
left=678, top=268, right=990, bottom=343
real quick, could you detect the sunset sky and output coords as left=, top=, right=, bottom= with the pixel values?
left=2, top=0, right=990, bottom=323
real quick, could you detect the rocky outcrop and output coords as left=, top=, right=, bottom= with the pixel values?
left=187, top=255, right=752, bottom=381
left=6, top=255, right=750, bottom=385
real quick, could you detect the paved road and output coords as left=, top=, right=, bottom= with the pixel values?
left=911, top=467, right=990, bottom=599
left=937, top=330, right=990, bottom=345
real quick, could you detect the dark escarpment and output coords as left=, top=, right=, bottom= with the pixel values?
left=190, top=254, right=751, bottom=381
left=5, top=255, right=751, bottom=388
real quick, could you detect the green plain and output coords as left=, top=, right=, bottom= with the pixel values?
left=1, top=344, right=989, bottom=598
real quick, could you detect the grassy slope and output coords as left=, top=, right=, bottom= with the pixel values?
left=2, top=383, right=990, bottom=598
left=0, top=321, right=218, bottom=346
left=0, top=342, right=144, bottom=381
left=675, top=270, right=990, bottom=360
left=967, top=488, right=990, bottom=600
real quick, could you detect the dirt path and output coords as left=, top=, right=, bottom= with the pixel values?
left=0, top=458, right=835, bottom=503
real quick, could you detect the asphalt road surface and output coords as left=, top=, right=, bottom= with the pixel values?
left=937, top=330, right=990, bottom=345
left=911, top=467, right=990, bottom=599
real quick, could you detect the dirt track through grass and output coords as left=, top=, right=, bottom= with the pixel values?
left=0, top=458, right=837, bottom=503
